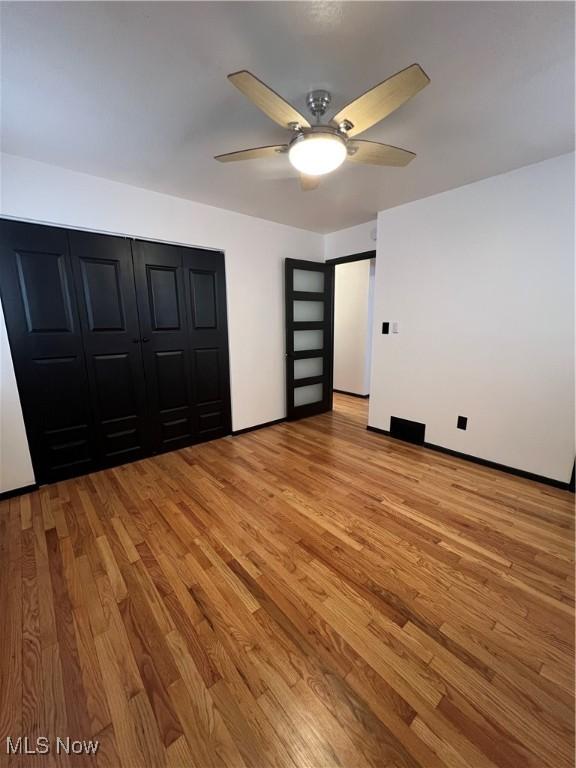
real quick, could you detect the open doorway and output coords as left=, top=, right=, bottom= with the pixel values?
left=327, top=251, right=376, bottom=425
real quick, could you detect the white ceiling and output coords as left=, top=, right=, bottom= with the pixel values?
left=1, top=1, right=574, bottom=233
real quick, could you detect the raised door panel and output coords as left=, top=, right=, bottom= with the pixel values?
left=16, top=251, right=74, bottom=333
left=80, top=258, right=125, bottom=331
left=154, top=350, right=188, bottom=410
left=0, top=219, right=98, bottom=482
left=148, top=267, right=182, bottom=330
left=69, top=230, right=150, bottom=462
left=132, top=240, right=195, bottom=453
left=194, top=348, right=220, bottom=403
left=190, top=270, right=217, bottom=329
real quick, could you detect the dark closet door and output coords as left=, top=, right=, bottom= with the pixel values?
left=183, top=248, right=231, bottom=440
left=0, top=220, right=97, bottom=482
left=69, top=230, right=151, bottom=463
left=132, top=240, right=196, bottom=452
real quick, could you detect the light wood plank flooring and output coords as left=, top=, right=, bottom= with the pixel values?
left=1, top=393, right=573, bottom=767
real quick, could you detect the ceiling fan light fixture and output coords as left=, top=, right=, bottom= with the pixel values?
left=218, top=66, right=429, bottom=188
left=288, top=132, right=347, bottom=176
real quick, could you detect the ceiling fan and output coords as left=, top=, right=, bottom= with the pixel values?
left=215, top=64, right=430, bottom=190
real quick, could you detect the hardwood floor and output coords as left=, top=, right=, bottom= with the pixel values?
left=1, top=393, right=573, bottom=767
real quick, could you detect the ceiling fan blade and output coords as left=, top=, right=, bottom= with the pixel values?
left=228, top=71, right=311, bottom=129
left=300, top=174, right=320, bottom=191
left=347, top=140, right=416, bottom=167
left=214, top=145, right=287, bottom=162
left=332, top=64, right=430, bottom=138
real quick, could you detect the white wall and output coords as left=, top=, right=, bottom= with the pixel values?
left=334, top=260, right=373, bottom=396
left=324, top=220, right=376, bottom=261
left=369, top=153, right=575, bottom=483
left=0, top=307, right=35, bottom=493
left=0, top=153, right=323, bottom=491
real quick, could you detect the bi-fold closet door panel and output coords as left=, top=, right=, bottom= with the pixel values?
left=183, top=247, right=231, bottom=441
left=132, top=240, right=196, bottom=452
left=0, top=219, right=99, bottom=481
left=69, top=230, right=151, bottom=463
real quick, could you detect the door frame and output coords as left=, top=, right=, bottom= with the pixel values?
left=324, top=249, right=376, bottom=268
left=325, top=248, right=376, bottom=401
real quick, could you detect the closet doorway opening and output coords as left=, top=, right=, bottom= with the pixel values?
left=327, top=251, right=375, bottom=426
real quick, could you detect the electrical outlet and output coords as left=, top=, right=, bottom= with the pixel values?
left=382, top=322, right=389, bottom=334
left=457, top=416, right=468, bottom=430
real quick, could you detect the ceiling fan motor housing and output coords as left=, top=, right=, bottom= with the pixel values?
left=306, top=89, right=331, bottom=119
